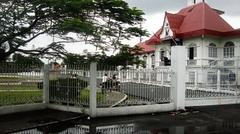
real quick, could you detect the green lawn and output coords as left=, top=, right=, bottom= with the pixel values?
left=49, top=88, right=106, bottom=106
left=0, top=85, right=40, bottom=90
left=0, top=90, right=42, bottom=106
left=80, top=88, right=105, bottom=102
left=0, top=76, right=25, bottom=82
left=0, top=86, right=106, bottom=107
left=0, top=83, right=42, bottom=106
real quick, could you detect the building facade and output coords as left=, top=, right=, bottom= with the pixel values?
left=135, top=0, right=240, bottom=84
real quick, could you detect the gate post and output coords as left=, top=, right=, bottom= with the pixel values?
left=217, top=69, right=221, bottom=92
left=90, top=62, right=97, bottom=117
left=171, top=46, right=186, bottom=110
left=43, top=64, right=50, bottom=104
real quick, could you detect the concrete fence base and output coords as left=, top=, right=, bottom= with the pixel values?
left=47, top=104, right=87, bottom=114
left=186, top=97, right=240, bottom=107
left=95, top=103, right=175, bottom=117
left=47, top=103, right=175, bottom=118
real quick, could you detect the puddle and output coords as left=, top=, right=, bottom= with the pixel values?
left=11, top=119, right=240, bottom=134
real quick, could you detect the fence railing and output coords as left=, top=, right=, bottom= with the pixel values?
left=3, top=46, right=240, bottom=117
left=0, top=63, right=43, bottom=106
left=95, top=65, right=172, bottom=108
left=45, top=65, right=172, bottom=108
left=48, top=64, right=90, bottom=108
left=119, top=68, right=171, bottom=86
left=187, top=58, right=240, bottom=67
left=186, top=66, right=240, bottom=98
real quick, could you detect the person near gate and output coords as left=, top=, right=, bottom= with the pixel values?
left=101, top=73, right=108, bottom=94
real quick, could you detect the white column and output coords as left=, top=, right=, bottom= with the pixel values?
left=194, top=70, right=198, bottom=89
left=161, top=71, right=164, bottom=86
left=43, top=64, right=50, bottom=104
left=126, top=70, right=129, bottom=82
left=217, top=69, right=221, bottom=91
left=138, top=69, right=141, bottom=83
left=187, top=0, right=204, bottom=6
left=90, top=62, right=97, bottom=117
left=171, top=46, right=186, bottom=110
left=148, top=70, right=151, bottom=83
left=187, top=0, right=195, bottom=6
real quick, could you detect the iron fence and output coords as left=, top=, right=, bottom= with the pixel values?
left=49, top=64, right=90, bottom=108
left=186, top=66, right=240, bottom=98
left=0, top=63, right=43, bottom=106
left=96, top=65, right=172, bottom=107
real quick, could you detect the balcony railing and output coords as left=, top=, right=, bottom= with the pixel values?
left=224, top=60, right=235, bottom=66
left=187, top=60, right=197, bottom=66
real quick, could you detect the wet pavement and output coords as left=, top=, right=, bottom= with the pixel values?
left=1, top=105, right=240, bottom=133
left=0, top=109, right=87, bottom=133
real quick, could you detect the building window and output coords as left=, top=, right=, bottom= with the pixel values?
left=160, top=50, right=165, bottom=61
left=224, top=42, right=234, bottom=58
left=151, top=54, right=155, bottom=68
left=165, top=23, right=170, bottom=36
left=207, top=72, right=217, bottom=84
left=189, top=72, right=195, bottom=83
left=188, top=44, right=197, bottom=60
left=159, top=49, right=165, bottom=66
left=208, top=43, right=217, bottom=58
left=143, top=55, right=147, bottom=68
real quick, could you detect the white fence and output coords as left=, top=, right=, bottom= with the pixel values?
left=45, top=63, right=175, bottom=117
left=186, top=66, right=240, bottom=98
left=46, top=47, right=186, bottom=117
left=185, top=62, right=240, bottom=106
left=2, top=46, right=240, bottom=117
left=0, top=64, right=43, bottom=106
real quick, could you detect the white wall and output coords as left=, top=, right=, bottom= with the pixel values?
left=204, top=37, right=240, bottom=62
left=155, top=42, right=171, bottom=66
left=143, top=36, right=240, bottom=68
left=160, top=19, right=174, bottom=39
left=138, top=53, right=154, bottom=69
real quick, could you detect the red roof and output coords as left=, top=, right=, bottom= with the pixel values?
left=136, top=42, right=155, bottom=54
left=136, top=2, right=240, bottom=53
left=176, top=3, right=234, bottom=38
left=145, top=28, right=162, bottom=45
left=166, top=13, right=184, bottom=33
left=224, top=29, right=240, bottom=37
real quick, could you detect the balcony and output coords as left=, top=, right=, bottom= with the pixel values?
left=187, top=60, right=197, bottom=66
left=224, top=60, right=235, bottom=66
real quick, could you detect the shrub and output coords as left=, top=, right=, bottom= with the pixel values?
left=49, top=78, right=88, bottom=102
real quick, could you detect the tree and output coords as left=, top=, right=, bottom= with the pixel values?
left=0, top=0, right=147, bottom=62
left=100, top=45, right=144, bottom=68
left=12, top=53, right=44, bottom=65
left=63, top=45, right=144, bottom=68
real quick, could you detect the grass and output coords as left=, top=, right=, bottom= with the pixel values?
left=0, top=82, right=42, bottom=106
left=0, top=90, right=42, bottom=106
left=80, top=88, right=105, bottom=103
left=0, top=84, right=106, bottom=107
left=0, top=85, right=40, bottom=90
left=0, top=76, right=25, bottom=82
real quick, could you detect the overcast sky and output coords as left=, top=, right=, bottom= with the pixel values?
left=126, top=0, right=240, bottom=16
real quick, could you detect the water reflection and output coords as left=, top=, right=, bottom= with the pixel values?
left=12, top=119, right=240, bottom=134
left=13, top=125, right=182, bottom=134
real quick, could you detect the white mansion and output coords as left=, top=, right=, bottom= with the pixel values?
left=135, top=0, right=240, bottom=84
